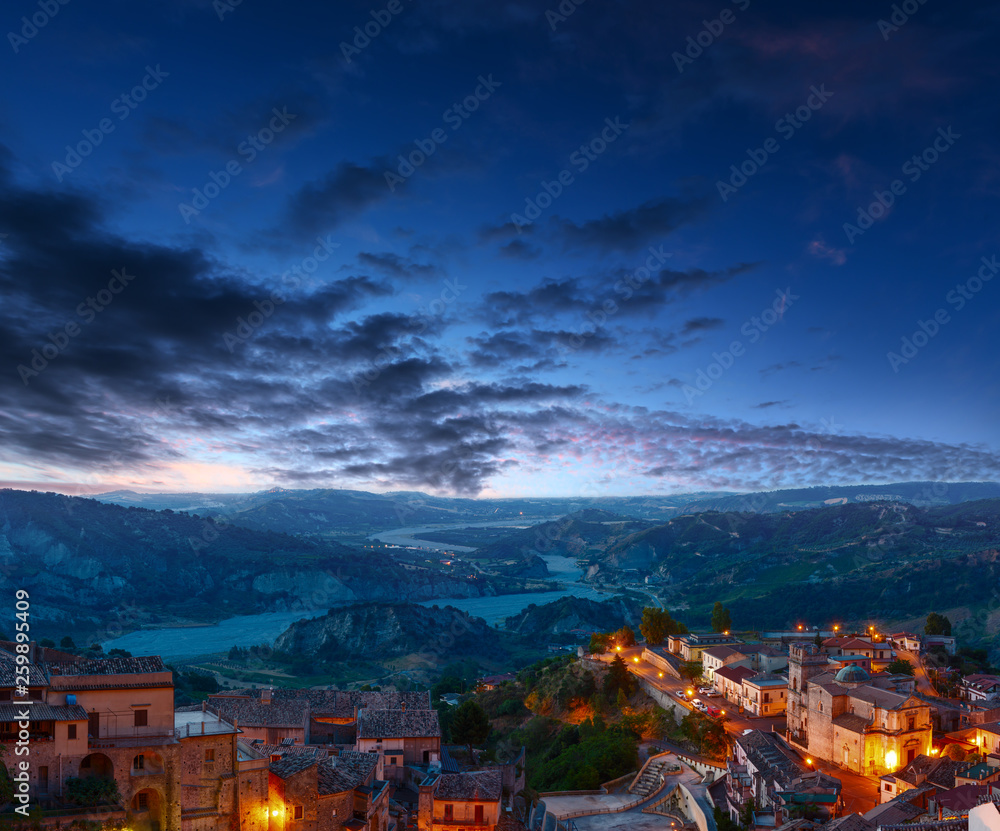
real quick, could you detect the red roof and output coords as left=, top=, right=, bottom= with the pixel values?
left=716, top=665, right=756, bottom=684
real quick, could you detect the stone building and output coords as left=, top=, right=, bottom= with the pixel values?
left=356, top=708, right=441, bottom=782
left=265, top=749, right=389, bottom=831
left=417, top=770, right=502, bottom=831
left=786, top=643, right=932, bottom=776
left=0, top=647, right=270, bottom=831
left=726, top=730, right=842, bottom=828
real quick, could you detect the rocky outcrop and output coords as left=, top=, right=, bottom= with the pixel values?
left=273, top=603, right=507, bottom=664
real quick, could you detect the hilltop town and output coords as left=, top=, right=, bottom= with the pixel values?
left=3, top=614, right=999, bottom=831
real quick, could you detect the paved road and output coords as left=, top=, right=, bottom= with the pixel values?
left=610, top=647, right=786, bottom=736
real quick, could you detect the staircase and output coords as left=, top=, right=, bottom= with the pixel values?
left=630, top=757, right=671, bottom=800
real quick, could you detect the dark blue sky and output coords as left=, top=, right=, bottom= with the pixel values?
left=2, top=0, right=998, bottom=496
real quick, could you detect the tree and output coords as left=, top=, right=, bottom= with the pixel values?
left=740, top=796, right=757, bottom=830
left=603, top=654, right=635, bottom=699
left=925, top=612, right=952, bottom=636
left=942, top=744, right=966, bottom=761
left=39, top=638, right=55, bottom=648
left=711, top=602, right=732, bottom=633
left=887, top=658, right=914, bottom=676
left=451, top=700, right=491, bottom=760
left=60, top=636, right=76, bottom=649
left=640, top=608, right=669, bottom=645
left=589, top=632, right=610, bottom=654
left=613, top=626, right=636, bottom=647
left=680, top=661, right=704, bottom=682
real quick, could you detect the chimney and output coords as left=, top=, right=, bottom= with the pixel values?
left=262, top=687, right=273, bottom=705
left=28, top=640, right=36, bottom=663
left=202, top=700, right=207, bottom=713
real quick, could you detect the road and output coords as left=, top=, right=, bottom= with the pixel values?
left=612, top=646, right=787, bottom=736
left=897, top=647, right=935, bottom=695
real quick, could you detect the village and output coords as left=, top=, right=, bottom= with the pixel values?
left=2, top=617, right=999, bottom=831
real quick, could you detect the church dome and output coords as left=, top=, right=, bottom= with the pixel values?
left=835, top=664, right=871, bottom=683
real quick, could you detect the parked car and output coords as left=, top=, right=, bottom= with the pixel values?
left=705, top=705, right=721, bottom=717
left=706, top=689, right=722, bottom=697
left=675, top=690, right=689, bottom=700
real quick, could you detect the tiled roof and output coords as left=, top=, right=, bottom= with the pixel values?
left=317, top=752, right=377, bottom=795
left=207, top=697, right=308, bottom=728
left=978, top=722, right=1000, bottom=736
left=702, top=646, right=745, bottom=662
left=47, top=656, right=167, bottom=676
left=734, top=730, right=826, bottom=794
left=357, top=708, right=440, bottom=739
left=716, top=665, right=756, bottom=684
left=269, top=754, right=317, bottom=779
left=878, top=822, right=968, bottom=831
left=833, top=713, right=871, bottom=733
left=0, top=703, right=88, bottom=722
left=210, top=688, right=431, bottom=720
left=255, top=744, right=328, bottom=759
left=0, top=649, right=47, bottom=686
left=432, top=771, right=502, bottom=801
left=934, top=784, right=987, bottom=812
left=824, top=814, right=875, bottom=831
left=850, top=687, right=911, bottom=710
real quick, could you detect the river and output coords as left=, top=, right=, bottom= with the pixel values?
left=102, top=522, right=608, bottom=660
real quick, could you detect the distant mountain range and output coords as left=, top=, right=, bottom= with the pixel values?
left=90, top=481, right=1000, bottom=538
left=481, top=500, right=1000, bottom=652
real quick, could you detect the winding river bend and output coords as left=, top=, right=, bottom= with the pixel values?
left=104, top=520, right=605, bottom=659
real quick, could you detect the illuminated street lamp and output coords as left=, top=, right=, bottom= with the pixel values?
left=633, top=657, right=639, bottom=664
left=659, top=672, right=664, bottom=678
left=797, top=624, right=803, bottom=631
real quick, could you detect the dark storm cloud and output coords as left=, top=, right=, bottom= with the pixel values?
left=481, top=195, right=711, bottom=254
left=551, top=196, right=712, bottom=252
left=479, top=263, right=757, bottom=328
left=283, top=159, right=393, bottom=238
left=356, top=251, right=439, bottom=280
left=681, top=317, right=725, bottom=336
